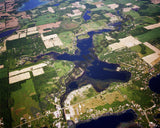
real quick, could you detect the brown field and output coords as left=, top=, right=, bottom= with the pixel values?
left=38, top=22, right=61, bottom=33
left=69, top=91, right=125, bottom=121
left=62, top=22, right=79, bottom=30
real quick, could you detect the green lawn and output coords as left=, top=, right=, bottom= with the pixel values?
left=11, top=79, right=40, bottom=126
left=137, top=28, right=160, bottom=42
left=130, top=44, right=154, bottom=57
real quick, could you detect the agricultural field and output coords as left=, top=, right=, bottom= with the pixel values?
left=130, top=44, right=154, bottom=57
left=32, top=66, right=58, bottom=110
left=11, top=79, right=40, bottom=127
left=136, top=28, right=160, bottom=42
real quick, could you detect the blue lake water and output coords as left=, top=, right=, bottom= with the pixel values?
left=18, top=0, right=49, bottom=11
left=76, top=109, right=137, bottom=128
left=37, top=28, right=131, bottom=93
left=33, top=13, right=133, bottom=126
left=83, top=10, right=91, bottom=21
left=0, top=29, right=17, bottom=39
left=53, top=3, right=60, bottom=6
left=149, top=73, right=160, bottom=94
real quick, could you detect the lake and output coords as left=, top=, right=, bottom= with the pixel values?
left=18, top=0, right=49, bottom=11
left=149, top=73, right=160, bottom=94
left=0, top=29, right=17, bottom=39
left=83, top=10, right=91, bottom=21
left=76, top=109, right=137, bottom=128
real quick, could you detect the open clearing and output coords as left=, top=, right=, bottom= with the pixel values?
left=32, top=68, right=44, bottom=77
left=11, top=79, right=40, bottom=127
left=9, top=63, right=47, bottom=77
left=109, top=36, right=141, bottom=51
left=41, top=34, right=63, bottom=49
left=9, top=72, right=31, bottom=84
left=141, top=42, right=160, bottom=67
left=69, top=91, right=125, bottom=121
left=144, top=22, right=160, bottom=30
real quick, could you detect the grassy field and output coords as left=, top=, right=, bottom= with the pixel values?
left=61, top=20, right=79, bottom=30
left=135, top=16, right=157, bottom=25
left=34, top=14, right=58, bottom=26
left=11, top=79, right=40, bottom=127
left=78, top=34, right=90, bottom=40
left=124, top=10, right=140, bottom=19
left=80, top=20, right=107, bottom=33
left=70, top=86, right=98, bottom=105
left=91, top=6, right=113, bottom=12
left=119, top=85, right=153, bottom=108
left=54, top=60, right=73, bottom=77
left=33, top=66, right=57, bottom=100
left=130, top=44, right=154, bottom=57
left=136, top=28, right=160, bottom=42
left=58, top=31, right=75, bottom=49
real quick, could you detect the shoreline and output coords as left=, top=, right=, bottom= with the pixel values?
left=73, top=109, right=137, bottom=128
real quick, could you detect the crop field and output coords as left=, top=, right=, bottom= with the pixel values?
left=11, top=79, right=40, bottom=127
left=137, top=28, right=160, bottom=42
left=130, top=44, right=154, bottom=57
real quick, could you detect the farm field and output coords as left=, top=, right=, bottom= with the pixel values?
left=11, top=79, right=40, bottom=127
left=136, top=28, right=160, bottom=42
left=130, top=44, right=154, bottom=57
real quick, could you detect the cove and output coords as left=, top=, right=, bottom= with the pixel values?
left=18, top=0, right=49, bottom=11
